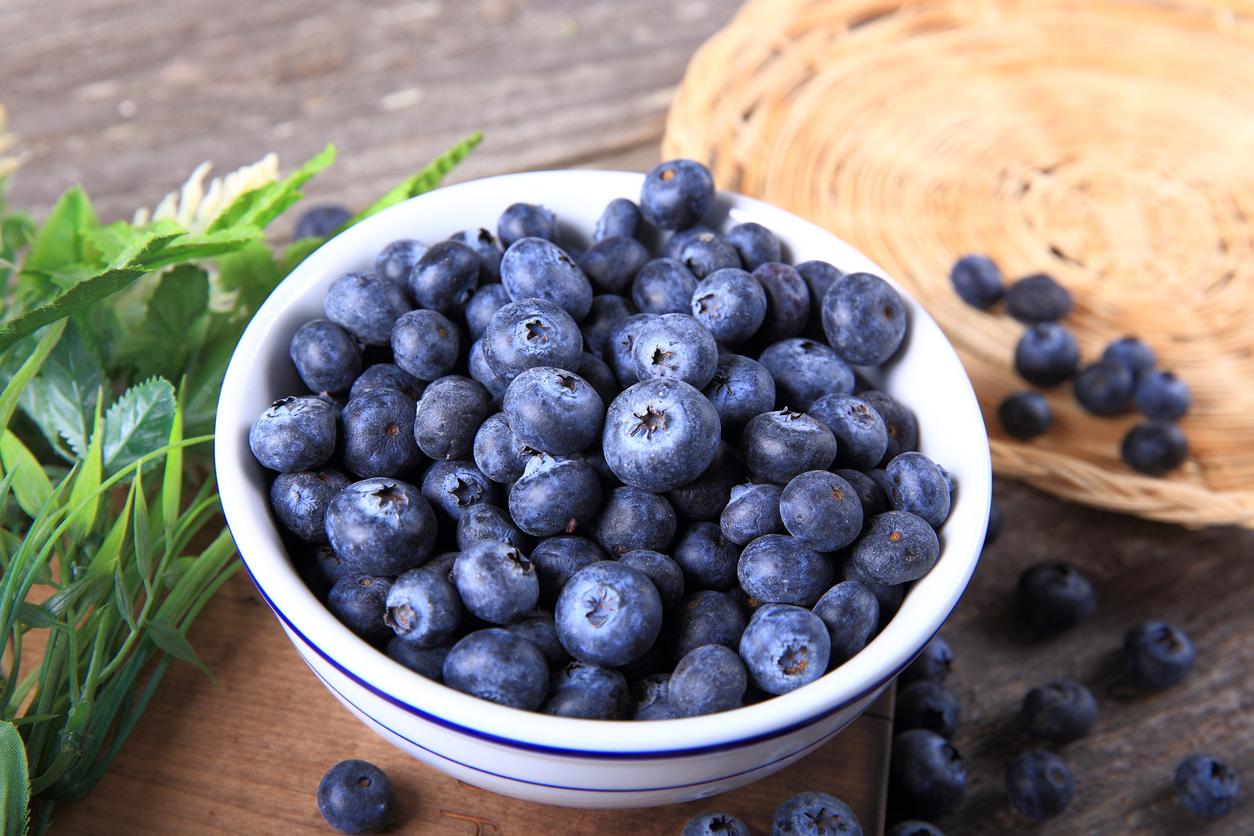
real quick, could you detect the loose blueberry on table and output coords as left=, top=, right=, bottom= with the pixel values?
left=249, top=159, right=955, bottom=724
left=316, top=759, right=394, bottom=834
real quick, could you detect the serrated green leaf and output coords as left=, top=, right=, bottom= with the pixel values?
left=0, top=430, right=52, bottom=517
left=0, top=721, right=30, bottom=836
left=1, top=213, right=36, bottom=288
left=209, top=144, right=336, bottom=233
left=102, top=378, right=176, bottom=474
left=131, top=266, right=209, bottom=380
left=137, top=225, right=263, bottom=270
left=19, top=185, right=98, bottom=303
left=145, top=619, right=213, bottom=679
left=19, top=322, right=104, bottom=459
left=0, top=320, right=65, bottom=435
left=350, top=132, right=482, bottom=225
left=216, top=239, right=283, bottom=316
left=83, top=221, right=144, bottom=267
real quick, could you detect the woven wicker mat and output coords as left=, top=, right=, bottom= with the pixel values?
left=663, top=0, right=1254, bottom=529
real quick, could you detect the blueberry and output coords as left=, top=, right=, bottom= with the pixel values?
left=632, top=257, right=700, bottom=315
left=682, top=812, right=752, bottom=836
left=949, top=254, right=1004, bottom=309
left=742, top=409, right=837, bottom=484
left=1123, top=620, right=1195, bottom=689
left=1005, top=749, right=1074, bottom=820
left=530, top=535, right=606, bottom=607
left=578, top=351, right=619, bottom=407
left=727, top=222, right=782, bottom=271
left=500, top=238, right=593, bottom=320
left=851, top=511, right=940, bottom=586
left=270, top=469, right=351, bottom=543
left=857, top=391, right=918, bottom=464
left=841, top=555, right=904, bottom=624
left=738, top=534, right=833, bottom=607
left=759, top=338, right=854, bottom=411
left=594, top=197, right=642, bottom=242
left=666, top=440, right=744, bottom=521
left=900, top=636, right=953, bottom=686
left=770, top=791, right=862, bottom=836
left=1175, top=754, right=1240, bottom=818
left=664, top=225, right=716, bottom=260
left=327, top=575, right=392, bottom=642
left=505, top=612, right=570, bottom=667
left=890, top=729, right=966, bottom=819
left=324, top=271, right=411, bottom=346
left=669, top=589, right=748, bottom=659
left=385, top=567, right=462, bottom=647
left=250, top=396, right=338, bottom=473
left=295, top=205, right=350, bottom=240
left=472, top=412, right=536, bottom=484
left=302, top=543, right=351, bottom=595
left=468, top=339, right=510, bottom=398
left=1016, top=562, right=1096, bottom=633
left=340, top=388, right=422, bottom=477
left=317, top=759, right=393, bottom=834
left=886, top=822, right=943, bottom=836
left=450, top=540, right=538, bottom=625
left=672, top=520, right=740, bottom=590
left=1072, top=359, right=1135, bottom=415
left=896, top=681, right=961, bottom=739
left=1134, top=369, right=1191, bottom=420
left=669, top=644, right=747, bottom=717
left=1101, top=336, right=1156, bottom=377
left=421, top=551, right=459, bottom=584
left=1005, top=273, right=1073, bottom=323
left=325, top=478, right=437, bottom=575
left=812, top=581, right=879, bottom=667
left=508, top=455, right=603, bottom=536
left=456, top=502, right=528, bottom=551
left=482, top=297, right=583, bottom=382
left=543, top=661, right=631, bottom=719
left=835, top=469, right=889, bottom=520
left=719, top=483, right=783, bottom=547
left=998, top=391, right=1052, bottom=440
left=375, top=238, right=427, bottom=289
left=443, top=628, right=550, bottom=709
left=450, top=227, right=504, bottom=280
left=810, top=394, right=888, bottom=471
left=1014, top=322, right=1079, bottom=386
left=592, top=486, right=677, bottom=556
left=702, top=353, right=776, bottom=429
left=349, top=363, right=423, bottom=401
left=619, top=549, right=685, bottom=612
left=640, top=159, right=715, bottom=230
left=581, top=294, right=635, bottom=359
left=503, top=366, right=603, bottom=456
left=631, top=673, right=679, bottom=720
left=796, top=260, right=843, bottom=327
left=631, top=313, right=719, bottom=388
left=739, top=604, right=830, bottom=694
left=556, top=561, right=664, bottom=667
left=420, top=459, right=497, bottom=521
left=464, top=283, right=512, bottom=339
left=752, top=262, right=810, bottom=341
left=290, top=320, right=362, bottom=395
left=602, top=377, right=721, bottom=492
left=1021, top=679, right=1098, bottom=743
left=1121, top=421, right=1188, bottom=475
left=605, top=312, right=657, bottom=387
left=822, top=272, right=907, bottom=366
left=496, top=202, right=557, bottom=246
left=691, top=267, right=767, bottom=344
left=781, top=471, right=864, bottom=552
left=413, top=375, right=490, bottom=461
left=578, top=236, right=651, bottom=294
left=386, top=638, right=449, bottom=681
left=390, top=309, right=460, bottom=381
left=885, top=452, right=951, bottom=528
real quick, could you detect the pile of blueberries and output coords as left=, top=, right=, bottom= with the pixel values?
left=949, top=256, right=1191, bottom=476
left=250, top=158, right=956, bottom=724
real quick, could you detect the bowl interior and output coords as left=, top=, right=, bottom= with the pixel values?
left=215, top=170, right=991, bottom=753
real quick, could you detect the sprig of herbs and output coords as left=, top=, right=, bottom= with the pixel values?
left=0, top=130, right=482, bottom=834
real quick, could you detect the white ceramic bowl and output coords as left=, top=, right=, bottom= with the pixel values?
left=215, top=170, right=990, bottom=809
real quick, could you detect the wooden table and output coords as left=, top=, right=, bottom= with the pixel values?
left=5, top=1, right=1253, bottom=833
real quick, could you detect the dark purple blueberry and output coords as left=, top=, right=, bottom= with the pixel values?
left=508, top=455, right=603, bottom=537
left=1005, top=749, right=1074, bottom=821
left=1134, top=369, right=1191, bottom=420
left=602, top=378, right=721, bottom=493
left=822, top=272, right=907, bottom=366
left=543, top=661, right=631, bottom=719
left=578, top=352, right=619, bottom=407
left=324, top=271, right=411, bottom=346
left=290, top=319, right=362, bottom=395
left=666, top=440, right=744, bottom=521
left=890, top=729, right=966, bottom=819
left=691, top=267, right=767, bottom=344
left=605, top=312, right=657, bottom=387
left=1123, top=621, right=1195, bottom=689
left=390, top=309, right=460, bottom=381
left=1175, top=754, right=1240, bottom=819
left=249, top=396, right=338, bottom=473
left=413, top=375, right=490, bottom=461
left=349, top=363, right=423, bottom=401
left=759, top=338, right=854, bottom=412
left=633, top=257, right=700, bottom=315
left=1005, top=273, right=1073, bottom=324
left=500, top=237, right=592, bottom=320
left=594, top=197, right=642, bottom=242
left=464, top=283, right=511, bottom=340
left=1073, top=359, right=1134, bottom=415
left=503, top=366, right=603, bottom=455
left=669, top=590, right=748, bottom=659
left=530, top=535, right=606, bottom=608
left=835, top=469, right=889, bottom=521
left=270, top=469, right=351, bottom=543
left=719, top=483, right=783, bottom=546
left=702, top=353, right=776, bottom=430
left=592, top=486, right=677, bottom=556
left=771, top=792, right=862, bottom=836
left=327, top=575, right=392, bottom=643
left=678, top=229, right=741, bottom=279
left=1017, top=562, right=1096, bottom=633
left=619, top=549, right=685, bottom=612
left=738, top=603, right=830, bottom=694
left=812, top=394, right=889, bottom=471
left=1015, top=323, right=1079, bottom=387
left=1101, top=336, right=1156, bottom=377
left=780, top=470, right=864, bottom=552
left=324, top=477, right=437, bottom=576
left=813, top=580, right=879, bottom=666
left=578, top=236, right=650, bottom=294
left=949, top=254, right=1003, bottom=309
left=386, top=638, right=449, bottom=681
left=482, top=297, right=583, bottom=382
left=886, top=452, right=951, bottom=528
left=727, top=222, right=782, bottom=271
left=673, top=519, right=742, bottom=591
left=998, top=391, right=1052, bottom=440
left=896, top=680, right=961, bottom=739
left=580, top=294, right=635, bottom=359
left=295, top=204, right=350, bottom=240
left=631, top=673, right=679, bottom=720
left=317, top=758, right=393, bottom=834
left=341, top=387, right=422, bottom=478
left=443, top=628, right=550, bottom=709
left=797, top=260, right=843, bottom=332
left=456, top=502, right=528, bottom=551
left=469, top=334, right=510, bottom=398
left=450, top=227, right=504, bottom=280
left=1121, top=421, right=1188, bottom=475
left=556, top=561, right=664, bottom=667
left=663, top=225, right=715, bottom=260
left=472, top=412, right=536, bottom=484
left=375, top=238, right=427, bottom=289
left=669, top=644, right=747, bottom=717
left=385, top=567, right=462, bottom=647
left=752, top=261, right=809, bottom=341
left=302, top=543, right=351, bottom=594
left=900, top=636, right=953, bottom=686
left=631, top=313, right=719, bottom=389
left=858, top=391, right=918, bottom=464
left=738, top=534, right=833, bottom=607
left=1021, top=679, right=1098, bottom=743
left=422, top=551, right=459, bottom=584
left=886, top=822, right=943, bottom=836
left=640, top=159, right=715, bottom=231
left=505, top=612, right=569, bottom=667
left=452, top=540, right=538, bottom=625
left=742, top=409, right=837, bottom=484
left=851, top=511, right=940, bottom=586
left=497, top=202, right=557, bottom=246
left=682, top=812, right=751, bottom=836
left=842, top=555, right=904, bottom=625
left=420, top=459, right=497, bottom=521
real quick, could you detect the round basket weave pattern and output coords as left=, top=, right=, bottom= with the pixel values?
left=663, top=0, right=1254, bottom=528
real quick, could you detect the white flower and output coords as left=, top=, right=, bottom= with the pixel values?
left=0, top=104, right=25, bottom=180
left=132, top=153, right=280, bottom=232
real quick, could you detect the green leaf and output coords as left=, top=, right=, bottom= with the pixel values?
left=16, top=601, right=58, bottom=630
left=209, top=144, right=336, bottom=233
left=145, top=619, right=213, bottom=679
left=0, top=320, right=66, bottom=435
left=279, top=236, right=324, bottom=274
left=19, top=185, right=98, bottom=303
left=161, top=393, right=185, bottom=537
left=102, top=378, right=176, bottom=474
left=137, top=225, right=263, bottom=270
left=350, top=132, right=483, bottom=225
left=83, top=221, right=144, bottom=267
left=132, top=469, right=152, bottom=591
left=67, top=402, right=104, bottom=542
left=19, top=322, right=104, bottom=459
left=113, top=565, right=136, bottom=632
left=0, top=721, right=30, bottom=836
left=216, top=239, right=282, bottom=316
left=0, top=213, right=36, bottom=288
left=132, top=266, right=209, bottom=380
left=0, top=431, right=52, bottom=517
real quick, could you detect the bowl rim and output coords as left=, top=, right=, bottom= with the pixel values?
left=215, top=168, right=990, bottom=756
